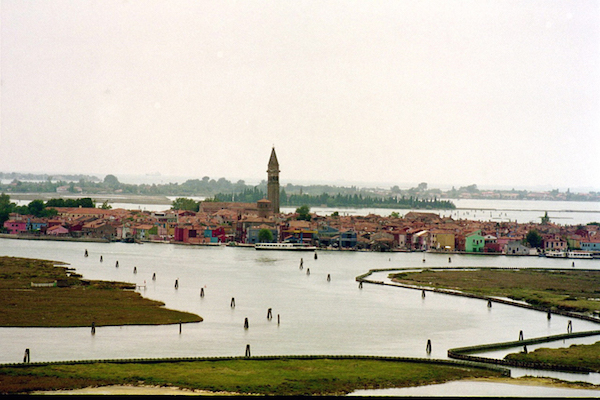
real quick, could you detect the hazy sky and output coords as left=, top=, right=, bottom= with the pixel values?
left=1, top=0, right=599, bottom=190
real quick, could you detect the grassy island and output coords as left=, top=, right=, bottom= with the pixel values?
left=389, top=268, right=600, bottom=314
left=0, top=357, right=503, bottom=395
left=0, top=256, right=201, bottom=327
left=505, top=341, right=600, bottom=373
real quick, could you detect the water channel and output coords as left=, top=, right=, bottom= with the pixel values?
left=1, top=238, right=600, bottom=396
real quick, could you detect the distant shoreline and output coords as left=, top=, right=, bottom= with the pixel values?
left=8, top=193, right=172, bottom=206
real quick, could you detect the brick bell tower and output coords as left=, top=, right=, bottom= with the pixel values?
left=267, top=147, right=280, bottom=214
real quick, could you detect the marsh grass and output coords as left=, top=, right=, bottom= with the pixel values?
left=0, top=358, right=503, bottom=395
left=505, top=341, right=600, bottom=373
left=390, top=269, right=600, bottom=313
left=0, top=256, right=201, bottom=327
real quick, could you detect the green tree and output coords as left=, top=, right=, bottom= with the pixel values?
left=27, top=199, right=46, bottom=217
left=390, top=211, right=400, bottom=218
left=541, top=211, right=550, bottom=224
left=171, top=197, right=199, bottom=211
left=526, top=230, right=543, bottom=248
left=296, top=205, right=311, bottom=221
left=100, top=200, right=112, bottom=210
left=0, top=193, right=14, bottom=225
left=258, top=228, right=274, bottom=243
left=103, top=174, right=120, bottom=188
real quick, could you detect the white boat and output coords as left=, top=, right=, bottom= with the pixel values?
left=545, top=250, right=567, bottom=258
left=255, top=243, right=317, bottom=251
left=567, top=251, right=593, bottom=259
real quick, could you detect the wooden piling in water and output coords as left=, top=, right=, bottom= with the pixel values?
left=267, top=308, right=272, bottom=320
left=487, top=299, right=492, bottom=308
left=422, top=290, right=426, bottom=298
left=200, top=287, right=204, bottom=297
left=231, top=297, right=236, bottom=308
left=448, top=257, right=451, bottom=263
left=245, top=344, right=251, bottom=357
left=426, top=339, right=432, bottom=354
left=23, top=349, right=30, bottom=363
left=327, top=274, right=331, bottom=282
left=519, top=330, right=524, bottom=341
left=567, top=320, right=573, bottom=333
left=359, top=281, right=363, bottom=289
left=91, top=321, right=96, bottom=335
left=277, top=314, right=280, bottom=325
left=152, top=273, right=156, bottom=281
left=244, top=317, right=249, bottom=329
left=179, top=319, right=182, bottom=334
left=175, top=279, right=179, bottom=289
left=547, top=310, right=551, bottom=320
left=133, top=267, right=137, bottom=274
left=84, top=249, right=88, bottom=257
left=314, top=252, right=317, bottom=260
left=306, top=268, right=310, bottom=275
left=115, top=261, right=119, bottom=268
left=100, top=255, right=103, bottom=262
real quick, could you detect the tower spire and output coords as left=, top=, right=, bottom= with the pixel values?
left=267, top=147, right=280, bottom=214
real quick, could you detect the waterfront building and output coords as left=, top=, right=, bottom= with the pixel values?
left=465, top=229, right=485, bottom=252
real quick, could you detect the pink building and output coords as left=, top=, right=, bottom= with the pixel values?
left=3, top=220, right=27, bottom=234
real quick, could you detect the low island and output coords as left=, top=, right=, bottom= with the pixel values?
left=0, top=256, right=201, bottom=327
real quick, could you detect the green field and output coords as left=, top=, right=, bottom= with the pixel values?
left=390, top=268, right=600, bottom=313
left=0, top=256, right=201, bottom=327
left=0, top=358, right=503, bottom=395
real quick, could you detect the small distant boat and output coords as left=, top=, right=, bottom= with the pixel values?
left=567, top=251, right=593, bottom=259
left=255, top=243, right=317, bottom=251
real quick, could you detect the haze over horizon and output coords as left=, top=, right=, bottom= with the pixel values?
left=1, top=1, right=599, bottom=192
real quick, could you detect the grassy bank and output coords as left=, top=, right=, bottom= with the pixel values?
left=389, top=268, right=600, bottom=314
left=0, top=256, right=201, bottom=327
left=505, top=341, right=600, bottom=373
left=0, top=357, right=503, bottom=395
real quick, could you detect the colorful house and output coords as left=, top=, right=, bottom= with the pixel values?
left=465, top=230, right=485, bottom=252
left=3, top=219, right=27, bottom=234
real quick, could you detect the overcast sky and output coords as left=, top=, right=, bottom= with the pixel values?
left=1, top=0, right=599, bottom=191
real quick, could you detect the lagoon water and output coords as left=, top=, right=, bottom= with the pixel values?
left=1, top=238, right=600, bottom=393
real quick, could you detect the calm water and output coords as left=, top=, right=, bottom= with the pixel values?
left=1, top=238, right=600, bottom=394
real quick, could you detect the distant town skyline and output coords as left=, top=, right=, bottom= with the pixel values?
left=1, top=1, right=598, bottom=191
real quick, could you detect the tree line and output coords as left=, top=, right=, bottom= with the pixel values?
left=0, top=194, right=95, bottom=225
left=210, top=188, right=456, bottom=209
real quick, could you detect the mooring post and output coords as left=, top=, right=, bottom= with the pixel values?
left=91, top=321, right=96, bottom=335
left=267, top=308, right=272, bottom=320
left=277, top=314, right=280, bottom=325
left=448, top=257, right=451, bottom=263
left=200, top=287, right=204, bottom=297
left=547, top=310, right=551, bottom=320
left=84, top=249, right=88, bottom=257
left=306, top=268, right=310, bottom=275
left=487, top=299, right=492, bottom=308
left=359, top=281, right=363, bottom=289
left=567, top=320, right=573, bottom=333
left=572, top=261, right=575, bottom=267
left=523, top=345, right=528, bottom=354
left=244, top=317, right=249, bottom=329
left=519, top=330, right=524, bottom=341
left=100, top=255, right=103, bottom=262
left=422, top=258, right=426, bottom=263
left=179, top=319, right=182, bottom=334
left=115, top=261, right=119, bottom=268
left=422, top=290, right=426, bottom=298
left=23, top=348, right=30, bottom=363
left=152, top=273, right=156, bottom=281
left=175, top=279, right=179, bottom=289
left=231, top=297, right=236, bottom=308
left=245, top=344, right=251, bottom=357
left=426, top=339, right=432, bottom=354
left=327, top=273, right=331, bottom=282
left=133, top=267, right=137, bottom=274
left=300, top=258, right=303, bottom=267
left=314, top=252, right=317, bottom=260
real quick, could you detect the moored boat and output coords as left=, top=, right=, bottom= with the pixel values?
left=255, top=243, right=317, bottom=251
